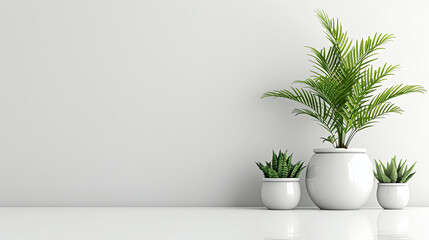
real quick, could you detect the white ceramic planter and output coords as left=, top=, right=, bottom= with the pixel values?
left=306, top=148, right=373, bottom=210
left=377, top=183, right=409, bottom=209
left=261, top=178, right=300, bottom=210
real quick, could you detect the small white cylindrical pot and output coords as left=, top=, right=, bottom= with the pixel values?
left=261, top=178, right=300, bottom=210
left=306, top=148, right=374, bottom=210
left=377, top=183, right=409, bottom=209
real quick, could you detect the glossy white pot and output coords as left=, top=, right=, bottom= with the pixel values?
left=306, top=148, right=373, bottom=210
left=377, top=183, right=409, bottom=209
left=261, top=178, right=300, bottom=210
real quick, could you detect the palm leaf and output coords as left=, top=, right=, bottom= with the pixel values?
left=262, top=10, right=425, bottom=148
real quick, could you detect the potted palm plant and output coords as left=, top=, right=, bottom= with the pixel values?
left=374, top=157, right=416, bottom=209
left=262, top=10, right=425, bottom=209
left=256, top=150, right=306, bottom=210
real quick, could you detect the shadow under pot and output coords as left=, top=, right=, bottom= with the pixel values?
left=377, top=183, right=409, bottom=209
left=261, top=178, right=300, bottom=210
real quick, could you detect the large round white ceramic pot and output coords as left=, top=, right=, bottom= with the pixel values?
left=377, top=183, right=409, bottom=209
left=261, top=178, right=300, bottom=210
left=306, top=148, right=373, bottom=210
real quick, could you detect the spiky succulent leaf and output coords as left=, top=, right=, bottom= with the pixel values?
left=380, top=161, right=388, bottom=173
left=290, top=162, right=301, bottom=178
left=385, top=161, right=392, bottom=179
left=267, top=167, right=279, bottom=178
left=397, top=159, right=406, bottom=181
left=403, top=172, right=415, bottom=183
left=390, top=162, right=398, bottom=183
left=295, top=165, right=306, bottom=178
left=256, top=162, right=269, bottom=178
left=272, top=151, right=278, bottom=172
left=278, top=150, right=283, bottom=161
left=380, top=172, right=391, bottom=183
left=400, top=162, right=416, bottom=183
left=278, top=153, right=288, bottom=178
left=400, top=165, right=409, bottom=182
left=373, top=171, right=380, bottom=182
left=286, top=154, right=293, bottom=176
left=373, top=161, right=381, bottom=182
left=375, top=160, right=390, bottom=183
left=407, top=161, right=416, bottom=174
left=402, top=165, right=413, bottom=180
left=287, top=154, right=293, bottom=165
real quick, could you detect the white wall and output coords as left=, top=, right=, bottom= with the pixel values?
left=0, top=0, right=428, bottom=207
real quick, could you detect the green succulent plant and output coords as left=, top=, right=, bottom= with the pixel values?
left=373, top=156, right=416, bottom=183
left=256, top=150, right=306, bottom=178
left=262, top=10, right=425, bottom=149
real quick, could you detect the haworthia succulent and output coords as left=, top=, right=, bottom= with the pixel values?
left=373, top=157, right=416, bottom=183
left=256, top=150, right=306, bottom=178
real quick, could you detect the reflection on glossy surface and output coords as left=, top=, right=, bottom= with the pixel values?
left=0, top=207, right=427, bottom=239
left=263, top=210, right=373, bottom=240
left=261, top=209, right=422, bottom=240
left=263, top=210, right=308, bottom=239
left=308, top=211, right=373, bottom=239
left=377, top=210, right=413, bottom=239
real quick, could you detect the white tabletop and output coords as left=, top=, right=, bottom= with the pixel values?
left=0, top=207, right=426, bottom=239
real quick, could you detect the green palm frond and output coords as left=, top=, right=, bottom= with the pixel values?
left=262, top=10, right=425, bottom=148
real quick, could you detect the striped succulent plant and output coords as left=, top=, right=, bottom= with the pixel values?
left=256, top=150, right=306, bottom=178
left=373, top=156, right=416, bottom=183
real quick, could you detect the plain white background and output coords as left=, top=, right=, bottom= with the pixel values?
left=0, top=0, right=428, bottom=207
